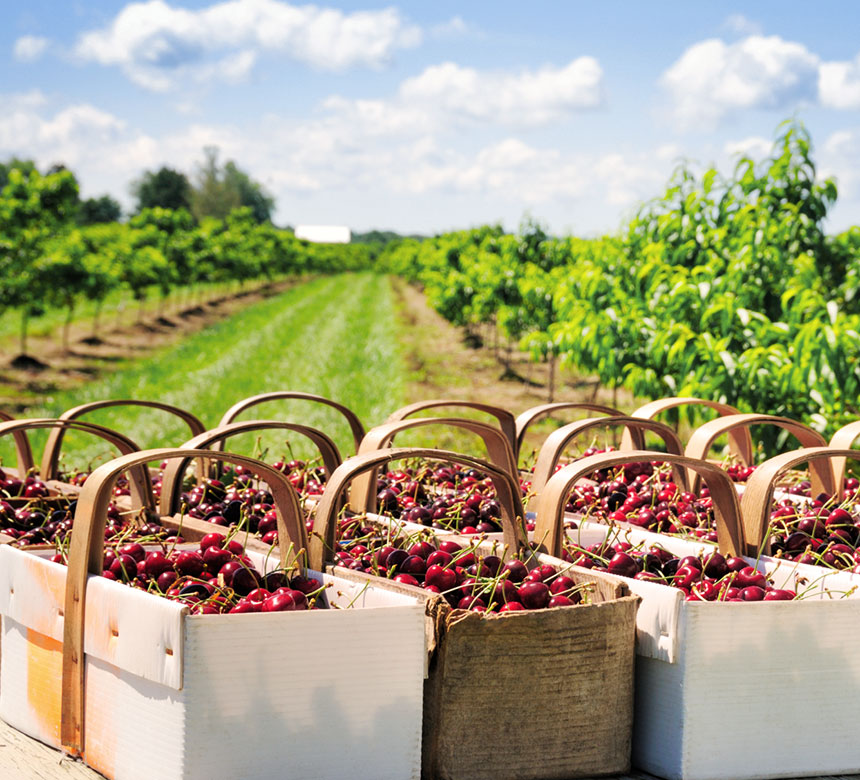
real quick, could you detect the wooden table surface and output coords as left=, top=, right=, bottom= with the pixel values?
left=2, top=717, right=859, bottom=780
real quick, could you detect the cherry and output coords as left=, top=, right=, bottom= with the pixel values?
left=262, top=592, right=298, bottom=612
left=175, top=551, right=206, bottom=578
left=518, top=581, right=551, bottom=610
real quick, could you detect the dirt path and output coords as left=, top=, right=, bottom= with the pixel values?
left=389, top=276, right=638, bottom=457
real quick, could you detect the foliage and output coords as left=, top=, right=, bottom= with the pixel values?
left=379, top=121, right=860, bottom=438
left=0, top=161, right=373, bottom=352
left=77, top=194, right=122, bottom=225
left=131, top=167, right=193, bottom=213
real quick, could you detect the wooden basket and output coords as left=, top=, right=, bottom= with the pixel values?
left=310, top=446, right=639, bottom=780
left=0, top=448, right=427, bottom=780
left=535, top=450, right=860, bottom=780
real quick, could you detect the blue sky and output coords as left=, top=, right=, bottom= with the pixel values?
left=3, top=1, right=860, bottom=235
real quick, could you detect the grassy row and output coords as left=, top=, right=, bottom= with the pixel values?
left=2, top=273, right=406, bottom=471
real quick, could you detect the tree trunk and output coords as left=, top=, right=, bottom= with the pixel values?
left=547, top=353, right=556, bottom=403
left=19, top=309, right=28, bottom=356
left=63, top=305, right=74, bottom=351
left=92, top=300, right=103, bottom=335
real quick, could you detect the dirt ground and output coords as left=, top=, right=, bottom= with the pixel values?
left=389, top=276, right=636, bottom=457
left=0, top=280, right=296, bottom=412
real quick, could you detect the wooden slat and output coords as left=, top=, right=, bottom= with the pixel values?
left=0, top=719, right=105, bottom=779
left=1, top=717, right=859, bottom=780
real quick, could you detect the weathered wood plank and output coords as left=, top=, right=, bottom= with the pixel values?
left=0, top=720, right=104, bottom=779
left=2, top=715, right=860, bottom=780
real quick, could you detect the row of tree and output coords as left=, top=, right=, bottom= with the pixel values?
left=0, top=162, right=371, bottom=357
left=0, top=146, right=275, bottom=228
left=379, top=122, right=860, bottom=442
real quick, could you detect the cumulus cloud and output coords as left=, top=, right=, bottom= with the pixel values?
left=661, top=35, right=820, bottom=126
left=430, top=16, right=469, bottom=37
left=723, top=14, right=762, bottom=37
left=74, top=0, right=422, bottom=90
left=0, top=83, right=664, bottom=233
left=820, top=54, right=860, bottom=109
left=321, top=57, right=604, bottom=136
left=13, top=35, right=50, bottom=62
left=724, top=136, right=773, bottom=159
left=662, top=32, right=860, bottom=125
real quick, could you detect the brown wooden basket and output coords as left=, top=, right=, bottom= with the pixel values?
left=310, top=446, right=639, bottom=780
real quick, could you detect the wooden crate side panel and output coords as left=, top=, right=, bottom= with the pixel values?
left=425, top=596, right=638, bottom=780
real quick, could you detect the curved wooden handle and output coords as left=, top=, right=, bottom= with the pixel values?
left=741, top=447, right=857, bottom=553
left=514, top=402, right=620, bottom=459
left=828, top=421, right=860, bottom=494
left=61, top=447, right=306, bottom=755
left=623, top=396, right=752, bottom=463
left=348, top=417, right=518, bottom=514
left=684, top=413, right=829, bottom=494
left=42, top=400, right=206, bottom=479
left=386, top=399, right=517, bottom=455
left=0, top=410, right=35, bottom=475
left=218, top=392, right=365, bottom=453
left=158, top=420, right=342, bottom=515
left=309, top=447, right=527, bottom=571
left=530, top=416, right=686, bottom=496
left=533, top=450, right=744, bottom=559
left=0, top=418, right=153, bottom=511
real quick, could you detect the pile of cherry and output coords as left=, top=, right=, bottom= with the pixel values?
left=0, top=490, right=172, bottom=549
left=333, top=517, right=591, bottom=612
left=376, top=464, right=506, bottom=535
left=534, top=447, right=754, bottom=542
left=768, top=479, right=860, bottom=571
left=53, top=530, right=322, bottom=615
left=564, top=539, right=796, bottom=601
left=164, top=458, right=326, bottom=538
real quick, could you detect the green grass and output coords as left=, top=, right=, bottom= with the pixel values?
left=2, top=273, right=406, bottom=471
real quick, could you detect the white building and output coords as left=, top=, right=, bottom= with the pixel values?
left=295, top=225, right=351, bottom=244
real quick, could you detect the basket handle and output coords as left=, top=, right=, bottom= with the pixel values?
left=828, top=422, right=860, bottom=494
left=621, top=396, right=751, bottom=463
left=385, top=399, right=517, bottom=455
left=0, top=410, right=35, bottom=475
left=514, top=402, right=620, bottom=460
left=348, top=417, right=518, bottom=514
left=741, top=447, right=856, bottom=554
left=0, top=418, right=153, bottom=511
left=684, top=413, right=829, bottom=494
left=533, top=450, right=744, bottom=559
left=217, top=392, right=365, bottom=453
left=41, top=400, right=206, bottom=480
left=60, top=448, right=306, bottom=755
left=309, top=447, right=527, bottom=571
left=158, top=420, right=342, bottom=515
left=530, top=416, right=686, bottom=496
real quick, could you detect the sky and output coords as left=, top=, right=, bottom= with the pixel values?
left=2, top=1, right=860, bottom=236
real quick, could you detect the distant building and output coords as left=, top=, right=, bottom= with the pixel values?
left=295, top=225, right=351, bottom=244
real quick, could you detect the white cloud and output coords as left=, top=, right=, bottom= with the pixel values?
left=0, top=78, right=671, bottom=234
left=724, top=135, right=772, bottom=159
left=820, top=54, right=860, bottom=109
left=321, top=57, right=604, bottom=136
left=13, top=35, right=50, bottom=63
left=820, top=128, right=860, bottom=200
left=723, top=14, right=762, bottom=37
left=74, top=0, right=422, bottom=90
left=661, top=35, right=820, bottom=126
left=430, top=16, right=469, bottom=37
left=400, top=59, right=603, bottom=124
